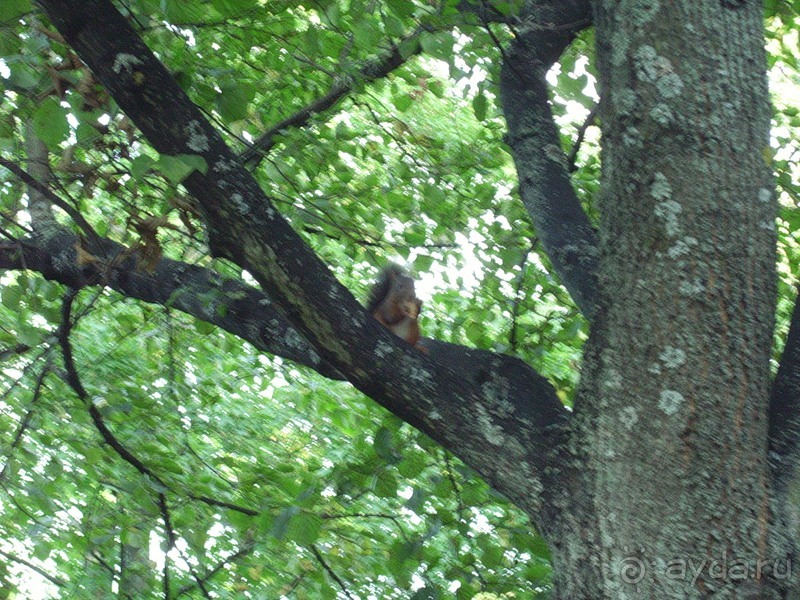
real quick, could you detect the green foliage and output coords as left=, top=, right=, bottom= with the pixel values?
left=0, top=0, right=797, bottom=597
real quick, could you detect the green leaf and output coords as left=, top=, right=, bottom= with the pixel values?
left=374, top=471, right=398, bottom=498
left=387, top=0, right=415, bottom=17
left=393, top=93, right=414, bottom=112
left=211, top=0, right=259, bottom=16
left=373, top=426, right=396, bottom=462
left=385, top=15, right=405, bottom=37
left=419, top=32, right=454, bottom=61
left=130, top=155, right=156, bottom=182
left=397, top=451, right=427, bottom=478
left=156, top=154, right=208, bottom=184
left=286, top=511, right=322, bottom=546
left=17, top=325, right=43, bottom=346
left=6, top=63, right=39, bottom=91
left=271, top=506, right=300, bottom=540
left=0, top=0, right=30, bottom=23
left=472, top=91, right=488, bottom=122
left=353, top=19, right=383, bottom=49
left=216, top=83, right=256, bottom=123
left=1, top=284, right=21, bottom=310
left=32, top=98, right=70, bottom=150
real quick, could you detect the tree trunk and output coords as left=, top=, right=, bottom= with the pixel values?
left=543, top=2, right=787, bottom=597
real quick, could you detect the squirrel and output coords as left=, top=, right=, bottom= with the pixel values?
left=366, top=263, right=426, bottom=352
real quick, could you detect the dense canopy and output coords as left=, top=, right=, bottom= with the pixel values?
left=0, top=0, right=798, bottom=598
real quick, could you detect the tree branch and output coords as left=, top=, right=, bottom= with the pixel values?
left=0, top=231, right=341, bottom=378
left=567, top=102, right=599, bottom=173
left=498, top=1, right=599, bottom=320
left=36, top=0, right=571, bottom=525
left=239, top=29, right=424, bottom=168
left=175, top=543, right=255, bottom=597
left=0, top=157, right=99, bottom=242
left=0, top=547, right=67, bottom=588
left=310, top=544, right=356, bottom=600
left=0, top=364, right=50, bottom=484
left=24, top=122, right=59, bottom=236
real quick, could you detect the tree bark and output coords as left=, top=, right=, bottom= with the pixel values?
left=551, top=1, right=786, bottom=597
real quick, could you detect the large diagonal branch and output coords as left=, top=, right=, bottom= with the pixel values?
left=0, top=228, right=560, bottom=450
left=36, top=0, right=570, bottom=523
left=0, top=231, right=340, bottom=378
left=1, top=156, right=563, bottom=399
left=499, top=1, right=598, bottom=320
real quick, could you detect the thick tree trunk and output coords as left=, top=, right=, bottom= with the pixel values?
left=543, top=2, right=787, bottom=598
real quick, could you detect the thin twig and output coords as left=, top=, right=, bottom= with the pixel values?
left=0, top=547, right=67, bottom=587
left=0, top=363, right=50, bottom=483
left=567, top=102, right=599, bottom=173
left=0, top=157, right=100, bottom=242
left=310, top=544, right=356, bottom=600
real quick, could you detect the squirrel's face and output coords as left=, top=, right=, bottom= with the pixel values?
left=400, top=299, right=421, bottom=319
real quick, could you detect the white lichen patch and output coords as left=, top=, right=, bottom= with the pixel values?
left=659, top=346, right=686, bottom=369
left=650, top=103, right=673, bottom=126
left=544, top=143, right=566, bottom=164
left=429, top=409, right=442, bottom=420
left=113, top=53, right=143, bottom=74
left=401, top=363, right=435, bottom=389
left=186, top=121, right=210, bottom=152
left=374, top=340, right=393, bottom=358
left=623, top=127, right=643, bottom=148
left=633, top=45, right=683, bottom=98
left=655, top=200, right=682, bottom=237
left=658, top=389, right=684, bottom=415
left=611, top=31, right=631, bottom=67
left=633, top=45, right=659, bottom=81
left=230, top=193, right=249, bottom=216
left=620, top=406, right=639, bottom=430
left=215, top=158, right=236, bottom=172
left=615, top=89, right=639, bottom=116
left=283, top=327, right=306, bottom=350
left=480, top=378, right=514, bottom=415
left=603, top=368, right=623, bottom=390
left=758, top=188, right=772, bottom=203
left=679, top=278, right=705, bottom=296
left=666, top=236, right=697, bottom=259
left=656, top=72, right=683, bottom=98
left=475, top=404, right=505, bottom=447
left=650, top=172, right=672, bottom=200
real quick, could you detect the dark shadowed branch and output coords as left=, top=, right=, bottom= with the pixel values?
left=0, top=547, right=67, bottom=587
left=311, top=544, right=356, bottom=600
left=499, top=0, right=599, bottom=320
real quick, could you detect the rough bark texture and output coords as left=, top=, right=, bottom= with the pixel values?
left=557, top=1, right=784, bottom=597
left=499, top=1, right=599, bottom=320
